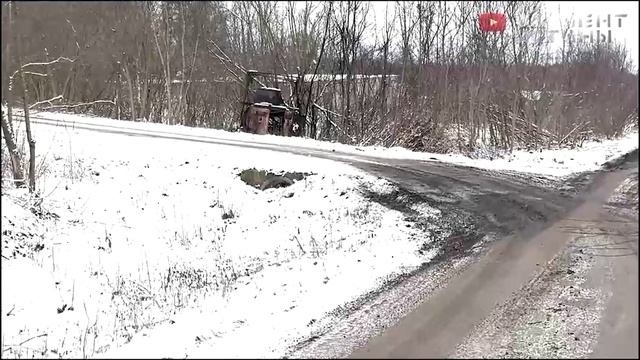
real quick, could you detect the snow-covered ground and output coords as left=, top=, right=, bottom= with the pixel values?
left=1, top=116, right=438, bottom=358
left=1, top=109, right=637, bottom=358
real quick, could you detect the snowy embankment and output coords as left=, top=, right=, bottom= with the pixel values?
left=1, top=116, right=438, bottom=358
left=1, top=110, right=637, bottom=358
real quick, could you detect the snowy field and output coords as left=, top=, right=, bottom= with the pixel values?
left=1, top=115, right=438, bottom=358
left=1, top=110, right=637, bottom=358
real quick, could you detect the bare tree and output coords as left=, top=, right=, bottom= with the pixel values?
left=1, top=106, right=25, bottom=188
left=11, top=1, right=36, bottom=192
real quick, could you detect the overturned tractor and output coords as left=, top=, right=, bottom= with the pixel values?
left=239, top=70, right=306, bottom=137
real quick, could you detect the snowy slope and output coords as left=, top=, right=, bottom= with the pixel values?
left=2, top=109, right=637, bottom=358
left=1, top=118, right=439, bottom=358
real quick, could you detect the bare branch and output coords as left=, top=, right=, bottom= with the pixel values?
left=65, top=18, right=80, bottom=52
left=313, top=102, right=355, bottom=142
left=208, top=40, right=267, bottom=88
left=42, top=100, right=116, bottom=110
left=11, top=57, right=75, bottom=79
left=18, top=333, right=48, bottom=347
left=29, top=95, right=64, bottom=109
left=23, top=71, right=48, bottom=77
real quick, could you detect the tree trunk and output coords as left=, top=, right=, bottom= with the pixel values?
left=1, top=109, right=25, bottom=188
left=12, top=1, right=36, bottom=192
left=5, top=1, right=14, bottom=136
left=178, top=3, right=186, bottom=126
left=123, top=62, right=136, bottom=122
left=115, top=72, right=121, bottom=120
left=44, top=47, right=58, bottom=99
left=164, top=5, right=172, bottom=125
left=153, top=4, right=172, bottom=125
left=22, top=92, right=36, bottom=193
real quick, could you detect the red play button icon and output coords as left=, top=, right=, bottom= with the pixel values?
left=479, top=13, right=507, bottom=32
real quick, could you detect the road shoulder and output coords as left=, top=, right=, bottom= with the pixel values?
left=350, top=162, right=637, bottom=358
left=454, top=171, right=638, bottom=359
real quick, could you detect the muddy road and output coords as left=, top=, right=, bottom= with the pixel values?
left=290, top=151, right=638, bottom=359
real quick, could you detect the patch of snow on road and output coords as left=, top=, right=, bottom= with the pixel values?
left=606, top=173, right=639, bottom=218
left=1, top=119, right=439, bottom=358
left=410, top=202, right=442, bottom=218
left=453, top=240, right=607, bottom=359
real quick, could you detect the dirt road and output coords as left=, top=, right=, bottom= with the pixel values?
left=351, top=157, right=638, bottom=359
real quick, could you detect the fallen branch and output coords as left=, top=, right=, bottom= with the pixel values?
left=42, top=100, right=115, bottom=110
left=18, top=333, right=48, bottom=347
left=293, top=235, right=306, bottom=255
left=2, top=178, right=27, bottom=183
left=559, top=121, right=589, bottom=145
left=23, top=71, right=48, bottom=77
left=29, top=95, right=63, bottom=109
left=313, top=102, right=343, bottom=117
left=11, top=56, right=75, bottom=79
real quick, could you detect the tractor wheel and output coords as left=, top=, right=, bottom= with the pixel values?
left=261, top=176, right=294, bottom=190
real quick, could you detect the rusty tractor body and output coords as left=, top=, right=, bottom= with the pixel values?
left=239, top=71, right=305, bottom=137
